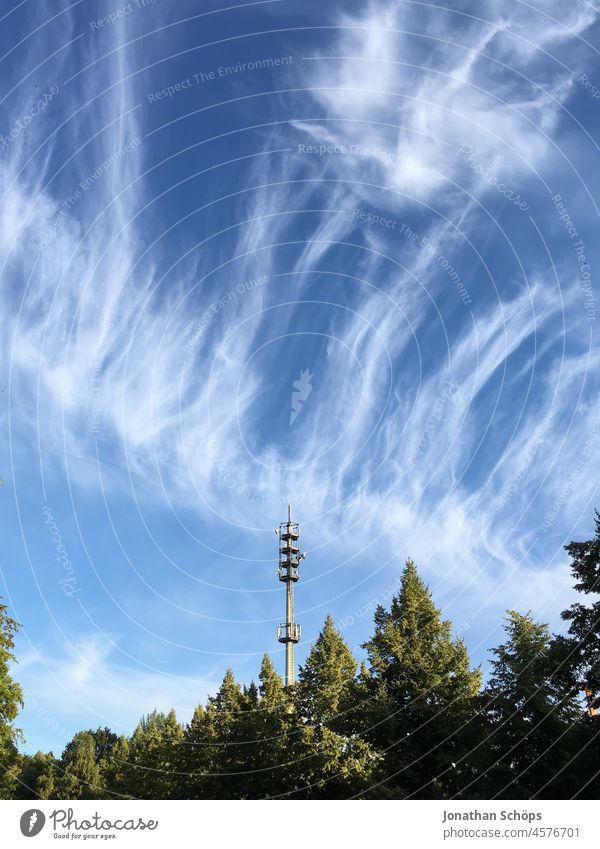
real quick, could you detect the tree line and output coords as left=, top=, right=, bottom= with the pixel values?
left=1, top=513, right=599, bottom=799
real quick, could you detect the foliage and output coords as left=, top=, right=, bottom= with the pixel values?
left=362, top=560, right=482, bottom=798
left=560, top=511, right=600, bottom=695
left=56, top=731, right=103, bottom=799
left=0, top=598, right=23, bottom=799
left=128, top=710, right=184, bottom=799
left=477, top=611, right=581, bottom=798
left=13, top=751, right=58, bottom=799
left=292, top=615, right=381, bottom=798
left=5, top=519, right=600, bottom=800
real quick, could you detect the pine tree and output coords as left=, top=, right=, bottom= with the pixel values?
left=363, top=559, right=481, bottom=798
left=293, top=615, right=381, bottom=798
left=0, top=597, right=23, bottom=799
left=479, top=611, right=581, bottom=799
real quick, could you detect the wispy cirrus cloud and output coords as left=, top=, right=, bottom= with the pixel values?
left=1, top=0, right=599, bottom=753
left=17, top=634, right=217, bottom=752
left=3, top=1, right=598, bottom=543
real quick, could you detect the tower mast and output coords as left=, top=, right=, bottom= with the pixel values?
left=276, top=505, right=305, bottom=686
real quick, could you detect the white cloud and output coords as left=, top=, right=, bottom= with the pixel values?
left=17, top=634, right=217, bottom=749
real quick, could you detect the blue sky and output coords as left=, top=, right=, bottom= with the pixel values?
left=1, top=0, right=599, bottom=755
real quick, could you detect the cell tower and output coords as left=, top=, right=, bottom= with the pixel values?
left=275, top=505, right=306, bottom=686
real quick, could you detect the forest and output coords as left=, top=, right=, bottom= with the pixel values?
left=1, top=514, right=599, bottom=800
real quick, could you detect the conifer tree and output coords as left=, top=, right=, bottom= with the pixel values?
left=293, top=615, right=381, bottom=798
left=0, top=597, right=23, bottom=799
left=183, top=669, right=250, bottom=799
left=56, top=731, right=103, bottom=799
left=479, top=611, right=581, bottom=799
left=98, top=734, right=131, bottom=798
left=244, top=653, right=294, bottom=798
left=211, top=667, right=246, bottom=797
left=549, top=514, right=600, bottom=798
left=259, top=653, right=284, bottom=704
left=560, top=512, right=600, bottom=698
left=179, top=703, right=213, bottom=799
left=297, top=615, right=358, bottom=729
left=363, top=559, right=481, bottom=798
left=179, top=663, right=291, bottom=800
left=128, top=709, right=183, bottom=799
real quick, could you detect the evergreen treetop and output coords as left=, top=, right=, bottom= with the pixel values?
left=561, top=511, right=600, bottom=692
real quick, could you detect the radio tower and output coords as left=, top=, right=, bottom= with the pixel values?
left=275, top=505, right=306, bottom=686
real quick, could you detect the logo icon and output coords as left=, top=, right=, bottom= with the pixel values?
left=289, top=368, right=313, bottom=425
left=20, top=810, right=46, bottom=837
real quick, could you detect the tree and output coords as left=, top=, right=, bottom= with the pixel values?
left=362, top=559, right=482, bottom=798
left=560, top=512, right=600, bottom=698
left=551, top=513, right=600, bottom=798
left=14, top=751, right=57, bottom=799
left=89, top=727, right=119, bottom=762
left=297, top=615, right=358, bottom=729
left=179, top=658, right=297, bottom=800
left=181, top=668, right=261, bottom=799
left=178, top=703, right=212, bottom=799
left=479, top=611, right=581, bottom=799
left=128, top=709, right=183, bottom=799
left=0, top=598, right=23, bottom=799
left=204, top=668, right=253, bottom=798
left=292, top=615, right=381, bottom=798
left=56, top=731, right=103, bottom=799
left=244, top=653, right=294, bottom=798
left=96, top=732, right=130, bottom=798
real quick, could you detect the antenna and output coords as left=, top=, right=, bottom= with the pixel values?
left=276, top=505, right=305, bottom=686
